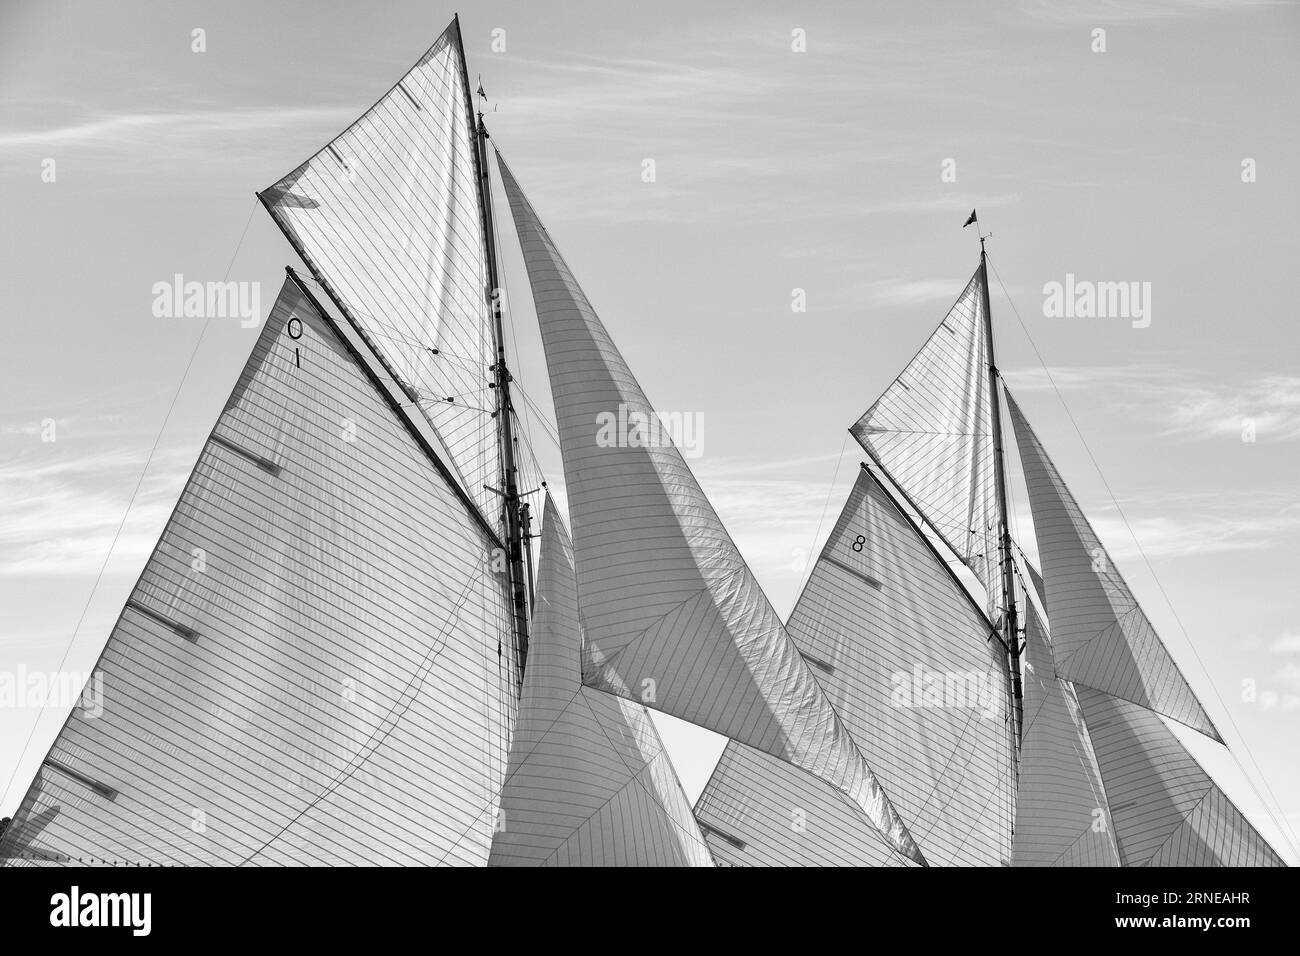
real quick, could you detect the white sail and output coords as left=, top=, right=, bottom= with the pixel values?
left=1076, top=688, right=1284, bottom=866
left=260, top=19, right=499, bottom=517
left=489, top=496, right=712, bottom=867
left=694, top=468, right=1015, bottom=865
left=850, top=269, right=1000, bottom=601
left=1013, top=598, right=1121, bottom=866
left=1004, top=390, right=1219, bottom=739
left=496, top=151, right=925, bottom=865
left=0, top=278, right=516, bottom=866
left=695, top=743, right=903, bottom=867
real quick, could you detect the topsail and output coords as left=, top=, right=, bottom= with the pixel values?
left=850, top=269, right=1000, bottom=605
left=260, top=21, right=499, bottom=518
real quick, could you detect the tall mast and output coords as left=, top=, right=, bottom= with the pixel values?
left=979, top=239, right=1024, bottom=745
left=455, top=15, right=531, bottom=685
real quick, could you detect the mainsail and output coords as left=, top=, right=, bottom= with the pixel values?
left=0, top=278, right=517, bottom=866
left=695, top=467, right=1016, bottom=866
left=850, top=268, right=1000, bottom=603
left=1004, top=391, right=1219, bottom=739
left=495, top=151, right=925, bottom=865
left=260, top=20, right=499, bottom=518
left=489, top=496, right=712, bottom=866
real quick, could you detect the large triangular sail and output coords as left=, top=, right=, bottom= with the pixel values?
left=695, top=467, right=1015, bottom=865
left=489, top=496, right=712, bottom=866
left=850, top=269, right=1000, bottom=601
left=496, top=151, right=925, bottom=865
left=260, top=19, right=499, bottom=518
left=0, top=278, right=517, bottom=866
left=1004, top=390, right=1219, bottom=739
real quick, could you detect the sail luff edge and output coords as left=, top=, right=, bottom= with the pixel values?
left=283, top=266, right=505, bottom=550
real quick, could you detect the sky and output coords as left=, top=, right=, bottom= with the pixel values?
left=1, top=0, right=1298, bottom=862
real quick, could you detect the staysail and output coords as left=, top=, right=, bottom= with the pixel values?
left=0, top=278, right=517, bottom=866
left=1004, top=390, right=1219, bottom=739
left=260, top=19, right=499, bottom=517
left=695, top=744, right=901, bottom=866
left=1012, top=598, right=1121, bottom=866
left=695, top=467, right=1015, bottom=865
left=1006, top=390, right=1283, bottom=865
left=1075, top=688, right=1284, bottom=866
left=489, top=496, right=712, bottom=866
left=496, top=151, right=924, bottom=864
left=850, top=269, right=1000, bottom=601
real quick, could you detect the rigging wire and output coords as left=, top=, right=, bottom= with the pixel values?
left=0, top=200, right=259, bottom=812
left=794, top=431, right=852, bottom=599
left=987, top=255, right=1300, bottom=860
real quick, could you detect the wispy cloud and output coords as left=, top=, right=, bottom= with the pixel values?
left=0, top=106, right=356, bottom=159
left=1270, top=633, right=1300, bottom=654
left=1015, top=0, right=1291, bottom=23
left=860, top=278, right=968, bottom=307
left=1003, top=366, right=1300, bottom=442
left=0, top=412, right=193, bottom=576
left=1277, top=662, right=1300, bottom=693
left=1087, top=495, right=1300, bottom=560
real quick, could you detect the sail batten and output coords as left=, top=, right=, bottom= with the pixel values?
left=496, top=150, right=925, bottom=864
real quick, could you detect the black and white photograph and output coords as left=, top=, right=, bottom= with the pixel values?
left=0, top=0, right=1296, bottom=939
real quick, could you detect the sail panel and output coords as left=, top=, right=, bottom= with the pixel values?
left=1076, top=688, right=1283, bottom=866
left=496, top=151, right=924, bottom=864
left=489, top=496, right=712, bottom=867
left=1005, top=390, right=1219, bottom=739
left=0, top=278, right=516, bottom=867
left=850, top=270, right=1000, bottom=603
left=694, top=742, right=905, bottom=867
left=261, top=19, right=499, bottom=517
left=1013, top=599, right=1121, bottom=866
